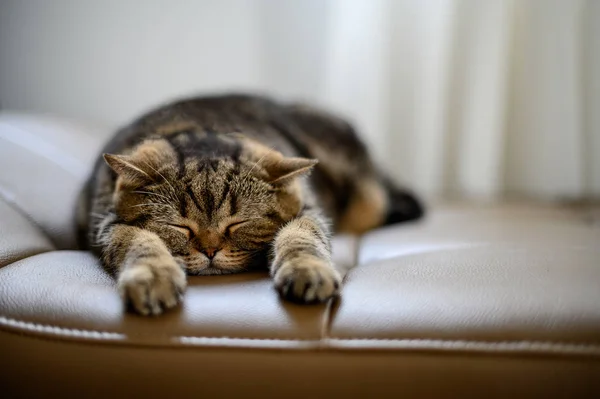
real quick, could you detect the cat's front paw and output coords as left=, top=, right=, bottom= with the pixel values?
left=273, top=257, right=341, bottom=303
left=117, top=255, right=187, bottom=316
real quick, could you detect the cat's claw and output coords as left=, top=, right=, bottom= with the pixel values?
left=118, top=256, right=186, bottom=316
left=274, top=257, right=341, bottom=303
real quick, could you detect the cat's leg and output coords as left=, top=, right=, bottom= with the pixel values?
left=337, top=175, right=425, bottom=233
left=271, top=208, right=341, bottom=303
left=284, top=104, right=424, bottom=231
left=99, top=223, right=186, bottom=315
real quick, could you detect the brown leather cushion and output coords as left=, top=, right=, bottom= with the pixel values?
left=1, top=113, right=599, bottom=397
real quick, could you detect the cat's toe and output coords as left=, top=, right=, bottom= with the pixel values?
left=118, top=258, right=186, bottom=316
left=274, top=257, right=341, bottom=303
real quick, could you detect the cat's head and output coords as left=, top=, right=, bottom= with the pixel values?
left=103, top=133, right=317, bottom=275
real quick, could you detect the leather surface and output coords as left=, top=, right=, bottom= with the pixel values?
left=2, top=331, right=599, bottom=398
left=0, top=112, right=109, bottom=248
left=0, top=234, right=358, bottom=343
left=0, top=251, right=333, bottom=341
left=358, top=202, right=599, bottom=265
left=2, top=210, right=599, bottom=350
left=0, top=198, right=54, bottom=268
left=331, top=204, right=600, bottom=343
left=1, top=113, right=600, bottom=396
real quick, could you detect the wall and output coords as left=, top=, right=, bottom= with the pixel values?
left=1, top=0, right=598, bottom=199
left=0, top=0, right=329, bottom=128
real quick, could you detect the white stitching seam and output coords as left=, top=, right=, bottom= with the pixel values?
left=1, top=316, right=125, bottom=340
left=2, top=315, right=600, bottom=356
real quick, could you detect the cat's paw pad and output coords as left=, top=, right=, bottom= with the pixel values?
left=118, top=256, right=186, bottom=316
left=274, top=257, right=341, bottom=303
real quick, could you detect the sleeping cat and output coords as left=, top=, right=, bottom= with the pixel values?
left=79, top=94, right=423, bottom=316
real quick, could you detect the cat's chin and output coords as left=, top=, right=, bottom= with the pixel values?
left=185, top=265, right=244, bottom=276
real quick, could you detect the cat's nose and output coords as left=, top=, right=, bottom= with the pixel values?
left=202, top=247, right=221, bottom=259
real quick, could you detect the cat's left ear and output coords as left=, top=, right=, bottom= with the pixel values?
left=236, top=134, right=318, bottom=186
left=103, top=153, right=154, bottom=186
left=264, top=157, right=318, bottom=186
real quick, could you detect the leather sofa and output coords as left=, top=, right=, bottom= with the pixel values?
left=1, top=112, right=599, bottom=398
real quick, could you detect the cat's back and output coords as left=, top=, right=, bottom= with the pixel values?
left=103, top=94, right=274, bottom=153
left=134, top=94, right=287, bottom=132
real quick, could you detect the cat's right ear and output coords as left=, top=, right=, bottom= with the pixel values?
left=103, top=154, right=153, bottom=186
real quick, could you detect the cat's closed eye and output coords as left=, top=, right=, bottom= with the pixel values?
left=168, top=221, right=248, bottom=239
left=225, top=220, right=248, bottom=235
left=168, top=224, right=194, bottom=238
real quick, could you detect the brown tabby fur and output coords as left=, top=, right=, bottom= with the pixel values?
left=78, top=94, right=423, bottom=316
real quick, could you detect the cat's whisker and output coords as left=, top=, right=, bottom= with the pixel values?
left=142, top=162, right=177, bottom=194
left=244, top=151, right=271, bottom=181
left=89, top=212, right=106, bottom=218
left=154, top=219, right=174, bottom=225
left=130, top=203, right=174, bottom=209
left=132, top=190, right=171, bottom=200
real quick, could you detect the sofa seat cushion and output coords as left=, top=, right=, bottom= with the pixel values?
left=1, top=203, right=599, bottom=355
left=332, top=204, right=600, bottom=348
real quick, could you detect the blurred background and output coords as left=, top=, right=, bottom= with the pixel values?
left=1, top=0, right=599, bottom=202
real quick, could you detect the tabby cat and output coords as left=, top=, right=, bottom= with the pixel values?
left=79, top=94, right=423, bottom=316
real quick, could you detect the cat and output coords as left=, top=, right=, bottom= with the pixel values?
left=78, top=94, right=424, bottom=316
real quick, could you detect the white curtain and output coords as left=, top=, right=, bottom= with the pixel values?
left=1, top=0, right=598, bottom=201
left=309, top=0, right=600, bottom=201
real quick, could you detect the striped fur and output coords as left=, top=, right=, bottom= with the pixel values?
left=79, top=94, right=424, bottom=315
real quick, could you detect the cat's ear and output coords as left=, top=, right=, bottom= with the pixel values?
left=264, top=157, right=318, bottom=186
left=103, top=154, right=153, bottom=186
left=103, top=140, right=176, bottom=186
left=237, top=134, right=318, bottom=186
